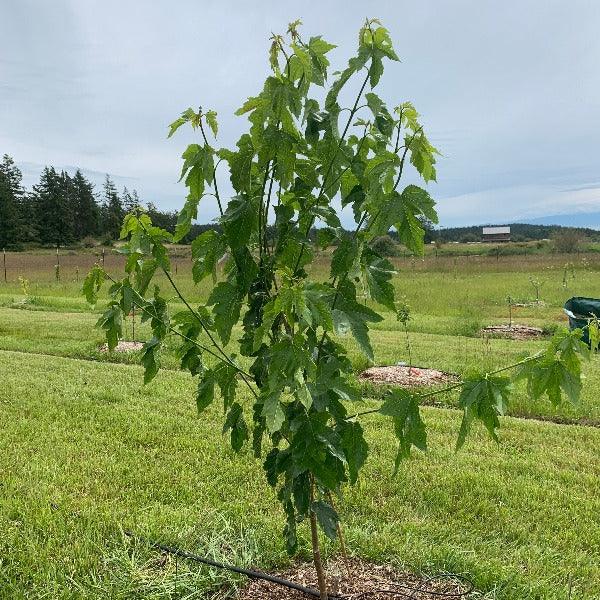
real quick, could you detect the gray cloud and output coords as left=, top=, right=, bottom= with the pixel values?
left=2, top=0, right=599, bottom=227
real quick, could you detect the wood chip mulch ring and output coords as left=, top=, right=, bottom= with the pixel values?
left=236, top=558, right=473, bottom=599
left=359, top=365, right=458, bottom=388
left=98, top=341, right=144, bottom=353
left=480, top=324, right=543, bottom=340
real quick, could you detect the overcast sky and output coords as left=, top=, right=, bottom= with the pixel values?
left=2, top=0, right=599, bottom=227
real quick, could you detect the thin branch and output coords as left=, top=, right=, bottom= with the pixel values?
left=198, top=119, right=224, bottom=216
left=393, top=126, right=422, bottom=191
left=135, top=218, right=258, bottom=395
left=292, top=68, right=372, bottom=275
left=350, top=354, right=543, bottom=420
left=101, top=270, right=256, bottom=386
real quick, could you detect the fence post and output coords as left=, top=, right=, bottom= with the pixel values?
left=3, top=248, right=6, bottom=283
left=55, top=245, right=61, bottom=282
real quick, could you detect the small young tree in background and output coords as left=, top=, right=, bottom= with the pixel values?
left=85, top=20, right=589, bottom=599
left=397, top=296, right=413, bottom=373
left=529, top=275, right=544, bottom=303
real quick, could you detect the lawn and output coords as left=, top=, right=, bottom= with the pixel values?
left=0, top=249, right=599, bottom=599
left=1, top=351, right=599, bottom=599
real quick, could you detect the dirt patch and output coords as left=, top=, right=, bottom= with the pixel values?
left=359, top=365, right=457, bottom=387
left=236, top=557, right=473, bottom=599
left=513, top=300, right=547, bottom=308
left=98, top=341, right=144, bottom=353
left=480, top=324, right=543, bottom=340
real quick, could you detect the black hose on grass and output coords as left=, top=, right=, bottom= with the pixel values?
left=124, top=531, right=337, bottom=599
left=125, top=531, right=474, bottom=599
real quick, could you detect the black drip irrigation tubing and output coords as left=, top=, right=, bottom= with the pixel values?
left=125, top=531, right=474, bottom=599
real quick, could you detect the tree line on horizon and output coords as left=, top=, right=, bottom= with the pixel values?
left=437, top=223, right=600, bottom=244
left=2, top=153, right=597, bottom=251
left=0, top=153, right=182, bottom=249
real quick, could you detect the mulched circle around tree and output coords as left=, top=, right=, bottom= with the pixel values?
left=236, top=557, right=473, bottom=599
left=359, top=365, right=457, bottom=388
left=480, top=324, right=543, bottom=340
left=98, top=341, right=144, bottom=353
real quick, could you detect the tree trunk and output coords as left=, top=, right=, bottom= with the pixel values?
left=310, top=479, right=328, bottom=600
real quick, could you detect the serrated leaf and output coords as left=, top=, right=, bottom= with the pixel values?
left=312, top=500, right=338, bottom=540
left=96, top=304, right=123, bottom=351
left=361, top=247, right=396, bottom=311
left=174, top=192, right=204, bottom=242
left=83, top=265, right=105, bottom=306
left=191, top=230, right=226, bottom=283
left=408, top=132, right=439, bottom=183
left=330, top=237, right=361, bottom=279
left=214, top=361, right=238, bottom=411
left=379, top=390, right=427, bottom=471
left=221, top=194, right=257, bottom=250
left=456, top=375, right=511, bottom=450
left=338, top=420, right=368, bottom=484
left=371, top=185, right=438, bottom=254
left=140, top=337, right=160, bottom=383
left=207, top=280, right=242, bottom=345
left=167, top=107, right=196, bottom=138
left=223, top=402, right=248, bottom=451
left=295, top=384, right=313, bottom=410
left=333, top=280, right=382, bottom=361
left=303, top=282, right=334, bottom=332
left=205, top=110, right=218, bottom=137
left=262, top=393, right=285, bottom=433
left=223, top=134, right=254, bottom=193
left=196, top=371, right=215, bottom=413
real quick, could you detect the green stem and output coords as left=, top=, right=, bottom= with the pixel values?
left=198, top=119, right=223, bottom=216
left=102, top=270, right=256, bottom=385
left=134, top=219, right=258, bottom=395
left=292, top=69, right=372, bottom=275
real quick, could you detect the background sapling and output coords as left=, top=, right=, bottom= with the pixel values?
left=529, top=275, right=543, bottom=303
left=397, top=296, right=413, bottom=374
left=507, top=295, right=513, bottom=328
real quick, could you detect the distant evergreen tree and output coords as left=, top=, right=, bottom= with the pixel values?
left=0, top=154, right=24, bottom=248
left=122, top=186, right=136, bottom=214
left=72, top=170, right=99, bottom=239
left=100, top=175, right=124, bottom=239
left=147, top=201, right=177, bottom=233
left=32, top=167, right=75, bottom=245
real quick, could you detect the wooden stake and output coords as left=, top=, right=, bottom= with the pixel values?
left=3, top=248, right=6, bottom=283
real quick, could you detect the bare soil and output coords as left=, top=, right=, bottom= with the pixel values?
left=359, top=365, right=457, bottom=387
left=480, top=324, right=543, bottom=340
left=236, top=557, right=472, bottom=599
left=98, top=341, right=144, bottom=353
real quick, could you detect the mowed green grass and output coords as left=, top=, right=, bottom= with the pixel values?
left=1, top=351, right=599, bottom=599
left=1, top=250, right=600, bottom=598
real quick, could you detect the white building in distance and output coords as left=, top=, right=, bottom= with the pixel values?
left=482, top=226, right=511, bottom=242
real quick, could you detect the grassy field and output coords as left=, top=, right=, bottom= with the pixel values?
left=1, top=249, right=599, bottom=598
